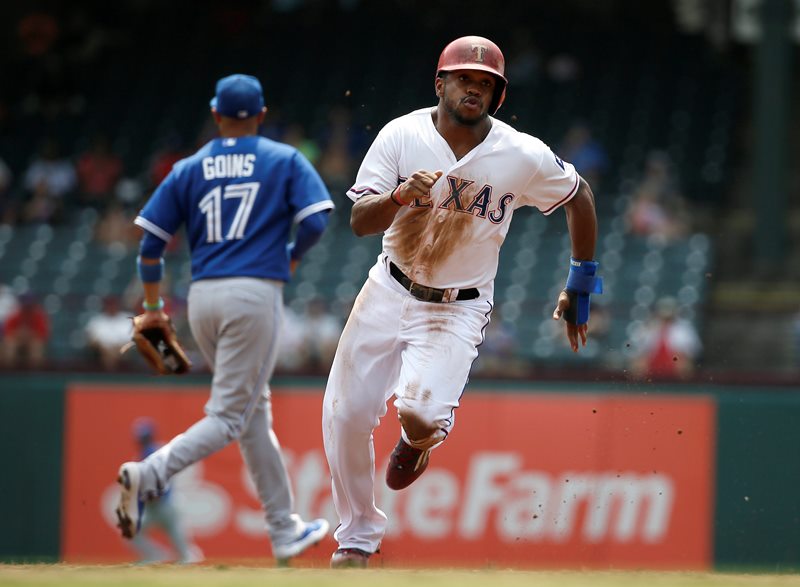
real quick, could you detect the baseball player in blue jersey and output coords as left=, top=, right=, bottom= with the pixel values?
left=115, top=74, right=333, bottom=563
left=128, top=418, right=204, bottom=564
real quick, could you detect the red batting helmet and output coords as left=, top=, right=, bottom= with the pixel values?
left=436, top=35, right=508, bottom=115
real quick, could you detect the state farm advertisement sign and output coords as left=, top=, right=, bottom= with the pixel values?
left=62, top=384, right=715, bottom=568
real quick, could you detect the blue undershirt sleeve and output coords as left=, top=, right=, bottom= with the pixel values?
left=288, top=210, right=330, bottom=261
left=139, top=230, right=168, bottom=259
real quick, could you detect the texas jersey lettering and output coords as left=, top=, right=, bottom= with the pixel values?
left=348, top=108, right=579, bottom=296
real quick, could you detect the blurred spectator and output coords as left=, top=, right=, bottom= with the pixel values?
left=85, top=295, right=133, bottom=370
left=114, top=177, right=145, bottom=208
left=95, top=201, right=140, bottom=252
left=22, top=138, right=76, bottom=224
left=629, top=297, right=702, bottom=380
left=793, top=308, right=800, bottom=373
left=0, top=284, right=19, bottom=329
left=298, top=297, right=343, bottom=372
left=1, top=293, right=50, bottom=369
left=472, top=308, right=523, bottom=377
left=260, top=106, right=288, bottom=143
left=147, top=133, right=186, bottom=188
left=60, top=8, right=113, bottom=67
left=318, top=106, right=369, bottom=161
left=17, top=10, right=59, bottom=57
left=283, top=123, right=320, bottom=165
left=582, top=300, right=618, bottom=367
left=586, top=299, right=611, bottom=348
left=0, top=157, right=15, bottom=224
left=276, top=298, right=343, bottom=373
left=547, top=52, right=580, bottom=83
left=317, top=141, right=354, bottom=195
left=76, top=133, right=123, bottom=209
left=558, top=121, right=609, bottom=191
left=625, top=150, right=690, bottom=242
left=127, top=417, right=204, bottom=564
left=15, top=10, right=83, bottom=119
left=194, top=115, right=220, bottom=149
left=276, top=306, right=308, bottom=372
left=505, top=28, right=542, bottom=89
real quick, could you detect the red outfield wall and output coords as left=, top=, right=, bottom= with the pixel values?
left=62, top=384, right=715, bottom=568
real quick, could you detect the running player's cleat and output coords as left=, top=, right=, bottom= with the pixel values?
left=385, top=438, right=430, bottom=490
left=330, top=547, right=371, bottom=569
left=272, top=518, right=330, bottom=562
left=115, top=462, right=144, bottom=539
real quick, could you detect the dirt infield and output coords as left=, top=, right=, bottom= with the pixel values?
left=1, top=566, right=800, bottom=587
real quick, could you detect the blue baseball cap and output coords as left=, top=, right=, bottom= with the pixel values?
left=209, top=74, right=265, bottom=119
left=132, top=416, right=155, bottom=440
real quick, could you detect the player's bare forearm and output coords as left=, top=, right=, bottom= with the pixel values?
left=564, top=177, right=597, bottom=261
left=555, top=178, right=598, bottom=353
left=140, top=257, right=162, bottom=307
left=142, top=281, right=161, bottom=305
left=139, top=257, right=168, bottom=327
left=350, top=192, right=404, bottom=236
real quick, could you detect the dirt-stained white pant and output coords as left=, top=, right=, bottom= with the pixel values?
left=322, top=256, right=492, bottom=553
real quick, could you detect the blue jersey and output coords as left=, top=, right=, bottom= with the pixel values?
left=135, top=136, right=334, bottom=282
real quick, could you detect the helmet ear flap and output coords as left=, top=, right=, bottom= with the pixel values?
left=490, top=79, right=507, bottom=115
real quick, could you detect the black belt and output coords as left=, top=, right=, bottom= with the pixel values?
left=389, top=262, right=479, bottom=303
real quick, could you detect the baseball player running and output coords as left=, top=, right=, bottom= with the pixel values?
left=323, top=36, right=602, bottom=568
left=115, top=74, right=333, bottom=563
left=127, top=418, right=204, bottom=564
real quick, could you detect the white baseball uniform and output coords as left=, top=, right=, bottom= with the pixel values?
left=322, top=107, right=580, bottom=553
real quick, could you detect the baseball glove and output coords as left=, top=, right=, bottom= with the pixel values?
left=128, top=314, right=191, bottom=375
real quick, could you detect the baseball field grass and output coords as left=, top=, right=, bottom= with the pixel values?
left=2, top=566, right=800, bottom=587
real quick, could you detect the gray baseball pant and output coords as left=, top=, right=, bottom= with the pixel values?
left=136, top=277, right=302, bottom=545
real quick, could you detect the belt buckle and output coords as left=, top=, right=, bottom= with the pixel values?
left=409, top=282, right=441, bottom=303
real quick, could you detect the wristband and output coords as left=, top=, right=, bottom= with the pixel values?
left=565, top=258, right=603, bottom=295
left=563, top=258, right=603, bottom=325
left=389, top=186, right=404, bottom=206
left=142, top=297, right=164, bottom=311
left=137, top=256, right=164, bottom=283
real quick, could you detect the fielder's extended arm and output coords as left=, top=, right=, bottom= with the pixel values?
left=128, top=231, right=191, bottom=374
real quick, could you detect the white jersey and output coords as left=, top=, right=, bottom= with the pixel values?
left=347, top=107, right=580, bottom=295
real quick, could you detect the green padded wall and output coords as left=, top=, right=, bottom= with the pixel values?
left=715, top=391, right=800, bottom=570
left=0, top=378, right=64, bottom=562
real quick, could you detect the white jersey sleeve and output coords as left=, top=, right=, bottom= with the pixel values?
left=520, top=144, right=580, bottom=215
left=346, top=123, right=401, bottom=202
